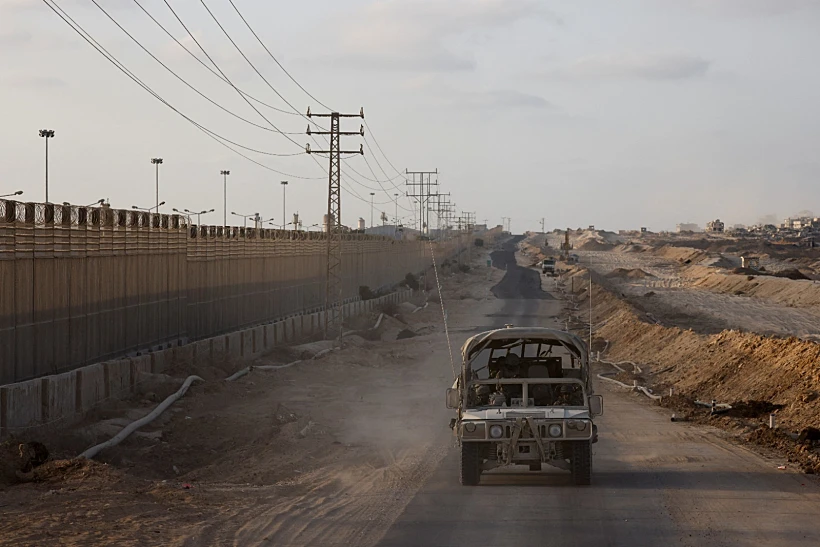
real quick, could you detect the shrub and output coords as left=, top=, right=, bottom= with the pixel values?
left=404, top=273, right=419, bottom=290
left=358, top=285, right=376, bottom=301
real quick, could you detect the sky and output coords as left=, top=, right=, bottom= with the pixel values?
left=1, top=0, right=819, bottom=232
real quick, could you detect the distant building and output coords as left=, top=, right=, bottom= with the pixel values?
left=782, top=217, right=818, bottom=230
left=676, top=223, right=700, bottom=233
left=705, top=219, right=725, bottom=233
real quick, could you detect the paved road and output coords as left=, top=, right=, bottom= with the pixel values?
left=376, top=247, right=820, bottom=547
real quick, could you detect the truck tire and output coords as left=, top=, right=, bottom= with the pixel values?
left=460, top=443, right=482, bottom=486
left=571, top=441, right=592, bottom=485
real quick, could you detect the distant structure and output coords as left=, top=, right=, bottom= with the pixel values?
left=676, top=223, right=700, bottom=233
left=705, top=219, right=725, bottom=233
left=782, top=217, right=820, bottom=231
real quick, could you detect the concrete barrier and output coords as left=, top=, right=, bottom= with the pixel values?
left=194, top=339, right=212, bottom=367
left=241, top=329, right=253, bottom=357
left=151, top=349, right=171, bottom=374
left=227, top=332, right=242, bottom=359
left=0, top=287, right=418, bottom=437
left=0, top=379, right=42, bottom=432
left=212, top=336, right=227, bottom=364
left=173, top=344, right=195, bottom=369
left=252, top=327, right=264, bottom=355
left=264, top=324, right=276, bottom=350
left=43, top=371, right=76, bottom=423
left=274, top=321, right=285, bottom=345
left=77, top=363, right=106, bottom=413
left=105, top=359, right=132, bottom=399
left=131, top=355, right=152, bottom=387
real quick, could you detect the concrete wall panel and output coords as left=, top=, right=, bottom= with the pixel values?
left=0, top=379, right=42, bottom=431
left=43, top=371, right=76, bottom=423
left=105, top=359, right=132, bottom=399
left=77, top=363, right=106, bottom=413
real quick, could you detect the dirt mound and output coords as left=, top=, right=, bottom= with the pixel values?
left=747, top=427, right=820, bottom=474
left=774, top=269, right=810, bottom=280
left=695, top=271, right=820, bottom=308
left=606, top=268, right=655, bottom=280
left=577, top=239, right=615, bottom=251
left=727, top=400, right=784, bottom=419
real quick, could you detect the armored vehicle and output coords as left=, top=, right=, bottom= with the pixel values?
left=446, top=327, right=603, bottom=485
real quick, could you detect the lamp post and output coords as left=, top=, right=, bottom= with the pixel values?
left=281, top=180, right=288, bottom=229
left=173, top=207, right=214, bottom=225
left=151, top=158, right=163, bottom=212
left=132, top=201, right=165, bottom=213
left=231, top=211, right=258, bottom=229
left=39, top=129, right=55, bottom=202
left=221, top=170, right=230, bottom=226
left=370, top=192, right=375, bottom=228
left=0, top=190, right=23, bottom=199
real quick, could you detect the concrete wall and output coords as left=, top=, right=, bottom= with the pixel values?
left=0, top=198, right=466, bottom=384
left=0, top=288, right=413, bottom=437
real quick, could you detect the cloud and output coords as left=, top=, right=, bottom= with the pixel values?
left=460, top=89, right=552, bottom=110
left=314, top=0, right=559, bottom=72
left=552, top=53, right=711, bottom=81
left=0, top=30, right=31, bottom=46
left=680, top=0, right=820, bottom=17
left=2, top=75, right=68, bottom=88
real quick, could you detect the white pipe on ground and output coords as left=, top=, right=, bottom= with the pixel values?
left=79, top=375, right=204, bottom=460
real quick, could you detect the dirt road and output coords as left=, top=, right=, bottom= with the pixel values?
left=376, top=245, right=820, bottom=547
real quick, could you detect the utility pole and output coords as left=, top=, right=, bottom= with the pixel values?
left=540, top=217, right=545, bottom=234
left=369, top=192, right=375, bottom=228
left=393, top=193, right=399, bottom=236
left=306, top=107, right=364, bottom=340
left=39, top=129, right=55, bottom=202
left=430, top=192, right=451, bottom=237
left=151, top=158, right=163, bottom=213
left=221, top=170, right=230, bottom=226
left=281, top=180, right=288, bottom=229
left=406, top=169, right=438, bottom=235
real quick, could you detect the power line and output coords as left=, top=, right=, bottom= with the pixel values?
left=42, top=0, right=322, bottom=179
left=132, top=0, right=299, bottom=116
left=227, top=0, right=333, bottom=111
left=196, top=0, right=328, bottom=134
left=161, top=0, right=304, bottom=149
left=363, top=119, right=411, bottom=181
left=91, top=0, right=306, bottom=152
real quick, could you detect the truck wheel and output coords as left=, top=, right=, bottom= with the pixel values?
left=529, top=462, right=541, bottom=472
left=460, top=443, right=482, bottom=486
left=571, top=441, right=592, bottom=485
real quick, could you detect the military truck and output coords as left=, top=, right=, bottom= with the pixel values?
left=446, top=327, right=603, bottom=485
left=541, top=258, right=556, bottom=276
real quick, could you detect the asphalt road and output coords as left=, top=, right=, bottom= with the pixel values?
left=376, top=248, right=820, bottom=547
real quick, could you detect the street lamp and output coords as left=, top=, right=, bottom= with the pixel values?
left=39, top=129, right=55, bottom=202
left=370, top=192, right=375, bottom=228
left=151, top=158, right=163, bottom=213
left=281, top=180, right=288, bottom=229
left=0, top=190, right=23, bottom=199
left=221, top=170, right=230, bottom=226
left=173, top=207, right=214, bottom=225
left=132, top=201, right=165, bottom=212
left=231, top=211, right=258, bottom=229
